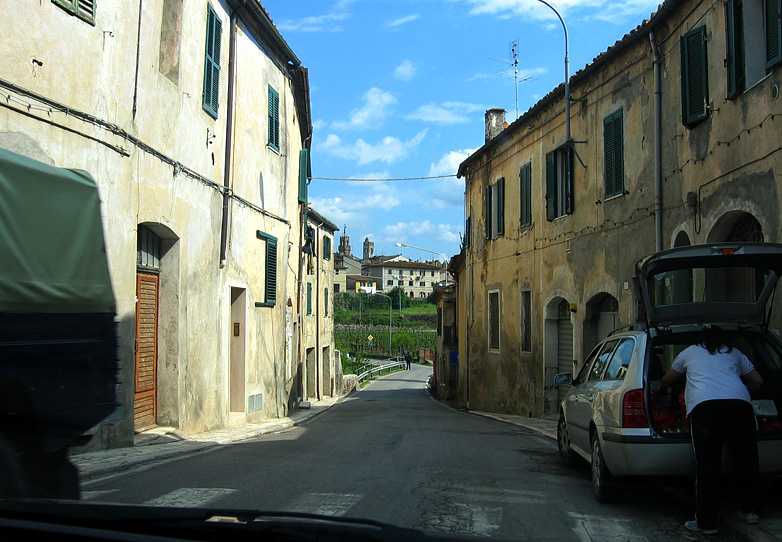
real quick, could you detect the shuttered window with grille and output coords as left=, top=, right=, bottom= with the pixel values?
left=519, top=162, right=532, bottom=228
left=603, top=109, right=624, bottom=199
left=255, top=231, right=277, bottom=307
left=681, top=26, right=708, bottom=127
left=53, top=0, right=95, bottom=24
left=268, top=86, right=280, bottom=151
left=202, top=5, right=222, bottom=119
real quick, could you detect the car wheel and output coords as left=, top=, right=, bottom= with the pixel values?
left=591, top=434, right=615, bottom=503
left=557, top=413, right=580, bottom=467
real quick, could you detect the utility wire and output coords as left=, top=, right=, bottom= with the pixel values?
left=311, top=174, right=457, bottom=182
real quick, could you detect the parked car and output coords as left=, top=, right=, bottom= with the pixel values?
left=555, top=243, right=782, bottom=502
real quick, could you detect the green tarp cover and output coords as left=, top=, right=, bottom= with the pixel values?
left=0, top=147, right=115, bottom=313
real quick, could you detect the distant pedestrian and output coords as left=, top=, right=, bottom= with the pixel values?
left=405, top=353, right=412, bottom=370
left=654, top=326, right=763, bottom=535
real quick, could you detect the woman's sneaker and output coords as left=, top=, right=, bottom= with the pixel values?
left=685, top=520, right=719, bottom=535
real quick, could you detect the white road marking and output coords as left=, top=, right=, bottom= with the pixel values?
left=567, top=512, right=647, bottom=541
left=143, top=488, right=236, bottom=508
left=293, top=493, right=363, bottom=517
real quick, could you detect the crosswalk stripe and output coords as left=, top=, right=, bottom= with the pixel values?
left=293, top=493, right=363, bottom=517
left=143, top=488, right=236, bottom=508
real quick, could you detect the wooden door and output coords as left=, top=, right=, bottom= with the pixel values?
left=134, top=272, right=159, bottom=430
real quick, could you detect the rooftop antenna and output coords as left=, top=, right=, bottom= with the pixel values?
left=491, top=39, right=528, bottom=120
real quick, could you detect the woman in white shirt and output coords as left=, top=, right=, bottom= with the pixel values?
left=656, top=326, right=763, bottom=535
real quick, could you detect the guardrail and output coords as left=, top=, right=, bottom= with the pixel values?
left=357, top=357, right=406, bottom=383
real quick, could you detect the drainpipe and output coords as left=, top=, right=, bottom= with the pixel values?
left=650, top=31, right=663, bottom=252
left=132, top=0, right=143, bottom=120
left=219, top=9, right=238, bottom=268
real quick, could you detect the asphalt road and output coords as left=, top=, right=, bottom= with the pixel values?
left=83, top=365, right=756, bottom=540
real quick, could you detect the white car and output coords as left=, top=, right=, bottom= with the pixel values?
left=555, top=243, right=782, bottom=502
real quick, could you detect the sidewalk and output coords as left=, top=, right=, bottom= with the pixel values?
left=72, top=396, right=340, bottom=483
left=466, top=407, right=781, bottom=541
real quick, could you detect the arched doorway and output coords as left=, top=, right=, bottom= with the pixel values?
left=673, top=230, right=691, bottom=247
left=583, top=293, right=619, bottom=359
left=707, top=211, right=764, bottom=243
left=706, top=212, right=764, bottom=305
left=545, top=297, right=574, bottom=408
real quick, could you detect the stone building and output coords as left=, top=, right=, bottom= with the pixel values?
left=0, top=1, right=314, bottom=449
left=456, top=0, right=782, bottom=416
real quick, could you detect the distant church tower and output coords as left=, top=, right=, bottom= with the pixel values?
left=363, top=237, right=374, bottom=260
left=338, top=225, right=352, bottom=256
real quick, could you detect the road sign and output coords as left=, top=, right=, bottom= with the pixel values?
left=368, top=335, right=373, bottom=341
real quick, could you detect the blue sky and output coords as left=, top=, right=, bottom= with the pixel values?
left=261, top=0, right=658, bottom=262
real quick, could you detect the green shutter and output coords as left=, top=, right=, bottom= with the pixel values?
left=520, top=163, right=532, bottom=228
left=324, top=287, right=329, bottom=317
left=323, top=235, right=331, bottom=260
left=496, top=178, right=505, bottom=236
left=766, top=0, right=782, bottom=69
left=256, top=231, right=277, bottom=307
left=268, top=86, right=280, bottom=150
left=464, top=216, right=471, bottom=248
left=565, top=146, right=574, bottom=214
left=307, top=282, right=313, bottom=315
left=725, top=0, right=743, bottom=99
left=604, top=110, right=624, bottom=198
left=681, top=26, right=709, bottom=127
left=545, top=151, right=556, bottom=221
left=202, top=5, right=221, bottom=118
left=485, top=185, right=492, bottom=239
left=298, top=148, right=308, bottom=203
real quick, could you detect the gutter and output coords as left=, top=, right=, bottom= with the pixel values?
left=219, top=9, right=238, bottom=268
left=650, top=31, right=663, bottom=252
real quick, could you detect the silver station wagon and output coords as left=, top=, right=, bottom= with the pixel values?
left=555, top=243, right=782, bottom=502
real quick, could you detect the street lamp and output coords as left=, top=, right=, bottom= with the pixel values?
left=373, top=292, right=392, bottom=357
left=533, top=0, right=570, bottom=146
left=395, top=242, right=452, bottom=285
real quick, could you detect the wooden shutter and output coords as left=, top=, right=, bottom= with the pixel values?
left=269, top=86, right=280, bottom=150
left=565, top=146, right=574, bottom=215
left=464, top=216, right=471, bottom=249
left=298, top=148, right=308, bottom=203
left=265, top=236, right=277, bottom=305
left=497, top=178, right=506, bottom=235
left=485, top=185, right=492, bottom=239
left=681, top=26, right=709, bottom=127
left=725, top=0, right=743, bottom=99
left=766, top=0, right=782, bottom=69
left=134, top=273, right=158, bottom=429
left=520, top=163, right=532, bottom=227
left=603, top=110, right=624, bottom=198
left=202, top=5, right=221, bottom=118
left=545, top=151, right=556, bottom=221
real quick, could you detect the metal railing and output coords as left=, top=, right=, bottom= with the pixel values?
left=357, top=357, right=406, bottom=383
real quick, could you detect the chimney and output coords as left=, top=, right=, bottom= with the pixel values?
left=485, top=108, right=506, bottom=143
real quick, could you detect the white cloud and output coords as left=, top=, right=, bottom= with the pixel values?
left=272, top=0, right=355, bottom=32
left=457, top=0, right=655, bottom=22
left=332, top=87, right=397, bottom=131
left=318, top=130, right=428, bottom=165
left=394, top=60, right=417, bottom=81
left=386, top=14, right=420, bottom=27
left=383, top=220, right=462, bottom=245
left=405, top=102, right=483, bottom=125
left=309, top=184, right=401, bottom=224
left=429, top=149, right=476, bottom=177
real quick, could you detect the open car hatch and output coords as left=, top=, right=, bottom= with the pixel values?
left=635, top=243, right=782, bottom=330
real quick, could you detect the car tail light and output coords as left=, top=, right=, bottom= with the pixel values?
left=622, top=389, right=649, bottom=428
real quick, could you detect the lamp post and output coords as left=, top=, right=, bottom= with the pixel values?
left=533, top=0, right=570, bottom=146
left=395, top=242, right=451, bottom=285
left=373, top=292, right=392, bottom=358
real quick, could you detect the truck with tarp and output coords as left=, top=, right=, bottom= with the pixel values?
left=0, top=146, right=117, bottom=498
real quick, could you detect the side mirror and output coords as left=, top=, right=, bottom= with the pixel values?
left=554, top=373, right=572, bottom=386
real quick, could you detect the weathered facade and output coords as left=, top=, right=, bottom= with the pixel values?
left=430, top=281, right=458, bottom=399
left=0, top=1, right=315, bottom=449
left=456, top=0, right=782, bottom=416
left=302, top=208, right=340, bottom=401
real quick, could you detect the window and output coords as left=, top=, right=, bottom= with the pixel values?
left=324, top=288, right=329, bottom=317
left=398, top=280, right=403, bottom=286
left=521, top=290, right=531, bottom=352
left=588, top=340, right=619, bottom=381
left=388, top=269, right=392, bottom=275
left=387, top=280, right=393, bottom=286
left=421, top=282, right=426, bottom=287
left=298, top=149, right=308, bottom=203
left=519, top=163, right=532, bottom=228
left=485, top=178, right=505, bottom=239
left=255, top=231, right=277, bottom=307
left=545, top=145, right=573, bottom=220
left=53, top=0, right=95, bottom=24
left=681, top=26, right=708, bottom=127
left=202, top=4, right=222, bottom=119
left=765, top=0, right=782, bottom=69
left=603, top=109, right=624, bottom=198
left=488, top=290, right=500, bottom=351
left=604, top=339, right=634, bottom=380
left=268, top=86, right=280, bottom=151
left=409, top=281, right=414, bottom=286
left=323, top=235, right=331, bottom=260
left=726, top=0, right=774, bottom=98
left=307, top=282, right=313, bottom=315
left=334, top=284, right=340, bottom=293
left=464, top=216, right=472, bottom=248
left=431, top=271, right=434, bottom=277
